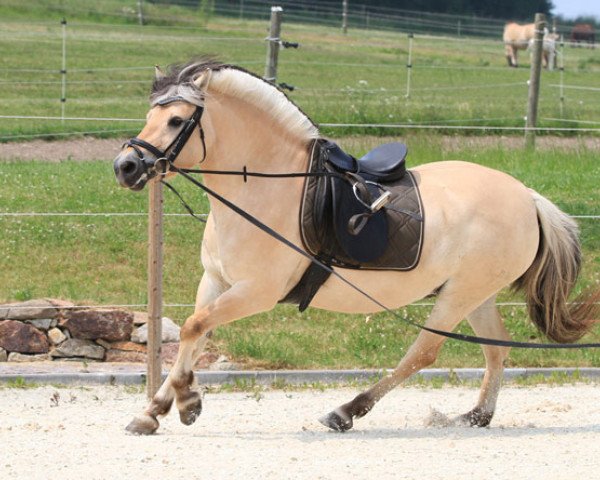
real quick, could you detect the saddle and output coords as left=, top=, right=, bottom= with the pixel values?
left=281, top=139, right=425, bottom=311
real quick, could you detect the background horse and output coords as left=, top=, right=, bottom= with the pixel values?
left=571, top=24, right=596, bottom=48
left=528, top=31, right=559, bottom=69
left=113, top=58, right=599, bottom=435
left=503, top=22, right=556, bottom=67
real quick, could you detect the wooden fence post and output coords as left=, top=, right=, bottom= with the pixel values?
left=525, top=13, right=545, bottom=149
left=559, top=34, right=565, bottom=117
left=147, top=180, right=163, bottom=399
left=342, top=0, right=348, bottom=34
left=405, top=33, right=414, bottom=99
left=264, top=6, right=283, bottom=82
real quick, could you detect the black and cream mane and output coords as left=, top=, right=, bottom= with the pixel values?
left=150, top=57, right=319, bottom=140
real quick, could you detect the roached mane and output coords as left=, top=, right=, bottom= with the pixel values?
left=151, top=56, right=319, bottom=140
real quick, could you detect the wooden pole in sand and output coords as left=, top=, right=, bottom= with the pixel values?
left=147, top=181, right=163, bottom=398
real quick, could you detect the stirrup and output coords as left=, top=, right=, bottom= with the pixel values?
left=352, top=181, right=392, bottom=213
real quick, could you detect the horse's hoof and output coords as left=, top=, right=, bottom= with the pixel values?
left=178, top=392, right=203, bottom=426
left=318, top=409, right=353, bottom=432
left=125, top=414, right=159, bottom=435
left=455, top=408, right=493, bottom=428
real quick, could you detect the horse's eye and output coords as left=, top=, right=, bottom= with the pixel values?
left=168, top=116, right=184, bottom=128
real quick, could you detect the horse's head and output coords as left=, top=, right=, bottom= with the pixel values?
left=113, top=64, right=212, bottom=190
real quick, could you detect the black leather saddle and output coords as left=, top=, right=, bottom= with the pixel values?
left=326, top=141, right=407, bottom=183
left=281, top=139, right=425, bottom=311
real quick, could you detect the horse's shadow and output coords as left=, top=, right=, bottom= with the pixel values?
left=171, top=422, right=600, bottom=442
left=297, top=423, right=600, bottom=442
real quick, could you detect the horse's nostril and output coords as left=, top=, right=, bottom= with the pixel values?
left=122, top=160, right=137, bottom=175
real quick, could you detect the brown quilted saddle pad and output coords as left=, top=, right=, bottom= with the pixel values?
left=299, top=139, right=425, bottom=270
left=281, top=139, right=425, bottom=311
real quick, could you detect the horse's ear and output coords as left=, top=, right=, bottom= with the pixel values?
left=154, top=65, right=165, bottom=81
left=193, top=69, right=212, bottom=91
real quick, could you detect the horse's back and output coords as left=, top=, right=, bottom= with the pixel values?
left=503, top=22, right=534, bottom=44
left=413, top=160, right=538, bottom=256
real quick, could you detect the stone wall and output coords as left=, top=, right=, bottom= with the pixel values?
left=0, top=299, right=222, bottom=368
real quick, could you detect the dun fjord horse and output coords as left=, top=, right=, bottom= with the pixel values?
left=503, top=22, right=557, bottom=68
left=113, top=59, right=598, bottom=435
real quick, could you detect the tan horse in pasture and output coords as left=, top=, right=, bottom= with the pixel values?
left=503, top=22, right=557, bottom=68
left=113, top=59, right=599, bottom=435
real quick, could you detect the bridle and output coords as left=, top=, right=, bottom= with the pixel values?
left=123, top=96, right=207, bottom=181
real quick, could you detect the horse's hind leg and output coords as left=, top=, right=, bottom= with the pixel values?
left=455, top=296, right=510, bottom=427
left=319, top=287, right=486, bottom=432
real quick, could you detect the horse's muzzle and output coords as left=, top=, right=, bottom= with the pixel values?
left=113, top=150, right=152, bottom=191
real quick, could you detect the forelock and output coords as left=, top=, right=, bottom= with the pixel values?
left=149, top=56, right=228, bottom=107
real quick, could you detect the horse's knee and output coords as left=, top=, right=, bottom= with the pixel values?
left=180, top=313, right=208, bottom=342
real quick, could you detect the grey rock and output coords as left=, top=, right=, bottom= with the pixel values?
left=133, top=311, right=148, bottom=325
left=25, top=319, right=53, bottom=331
left=0, top=299, right=58, bottom=321
left=48, top=328, right=67, bottom=346
left=131, top=317, right=180, bottom=344
left=7, top=352, right=51, bottom=362
left=0, top=347, right=7, bottom=362
left=95, top=338, right=112, bottom=350
left=209, top=355, right=238, bottom=371
left=50, top=339, right=105, bottom=360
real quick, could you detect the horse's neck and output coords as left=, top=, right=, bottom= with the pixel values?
left=202, top=94, right=311, bottom=216
left=205, top=94, right=309, bottom=174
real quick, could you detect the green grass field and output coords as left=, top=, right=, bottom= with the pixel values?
left=1, top=1, right=599, bottom=140
left=1, top=2, right=599, bottom=370
left=1, top=137, right=599, bottom=369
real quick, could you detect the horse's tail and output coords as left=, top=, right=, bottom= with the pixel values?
left=513, top=190, right=599, bottom=343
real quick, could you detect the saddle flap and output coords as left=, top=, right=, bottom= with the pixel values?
left=331, top=176, right=388, bottom=263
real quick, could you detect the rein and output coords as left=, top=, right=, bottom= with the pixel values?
left=126, top=107, right=600, bottom=350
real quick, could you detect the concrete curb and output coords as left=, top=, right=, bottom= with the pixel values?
left=1, top=367, right=599, bottom=386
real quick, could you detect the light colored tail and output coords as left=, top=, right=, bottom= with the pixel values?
left=513, top=191, right=599, bottom=343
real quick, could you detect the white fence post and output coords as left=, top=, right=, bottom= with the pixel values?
left=60, top=18, right=67, bottom=124
left=342, top=0, right=348, bottom=34
left=137, top=0, right=144, bottom=26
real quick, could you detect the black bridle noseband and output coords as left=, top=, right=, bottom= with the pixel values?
left=124, top=97, right=206, bottom=180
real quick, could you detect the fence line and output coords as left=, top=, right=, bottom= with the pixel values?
left=0, top=128, right=140, bottom=140
left=296, top=82, right=527, bottom=95
left=549, top=84, right=600, bottom=92
left=3, top=116, right=600, bottom=133
left=319, top=123, right=600, bottom=133
left=1, top=213, right=597, bottom=219
left=542, top=118, right=600, bottom=125
left=6, top=301, right=598, bottom=310
left=0, top=115, right=145, bottom=122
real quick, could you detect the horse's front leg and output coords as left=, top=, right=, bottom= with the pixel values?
left=126, top=278, right=274, bottom=435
